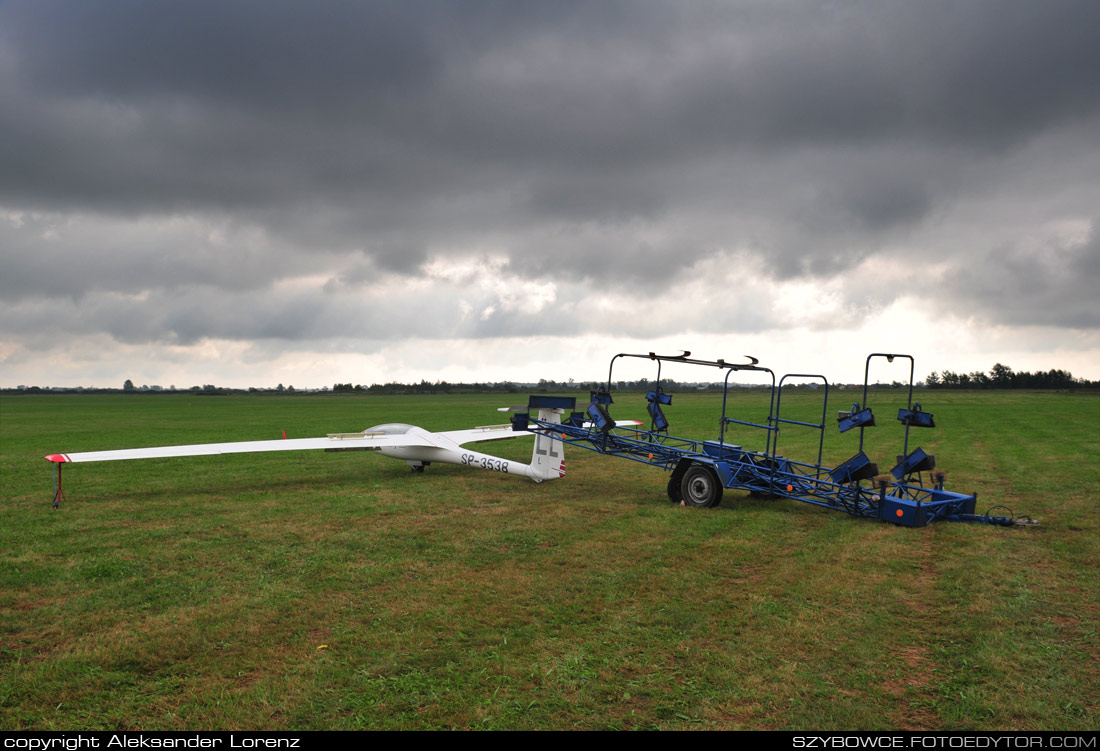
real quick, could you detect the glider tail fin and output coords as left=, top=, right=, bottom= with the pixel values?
left=528, top=406, right=566, bottom=482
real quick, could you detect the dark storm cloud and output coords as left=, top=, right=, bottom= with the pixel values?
left=1, top=0, right=1099, bottom=352
left=6, top=1, right=1098, bottom=208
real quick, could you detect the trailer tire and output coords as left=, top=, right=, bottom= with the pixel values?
left=681, top=464, right=723, bottom=508
left=667, top=459, right=692, bottom=503
left=667, top=473, right=682, bottom=503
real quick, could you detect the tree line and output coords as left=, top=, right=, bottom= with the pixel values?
left=925, top=363, right=1096, bottom=389
left=8, top=364, right=1096, bottom=395
left=334, top=378, right=780, bottom=395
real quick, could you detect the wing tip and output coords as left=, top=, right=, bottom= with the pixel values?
left=45, top=454, right=70, bottom=463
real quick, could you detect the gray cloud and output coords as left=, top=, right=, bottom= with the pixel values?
left=936, top=221, right=1100, bottom=329
left=1, top=0, right=1099, bottom=374
left=6, top=2, right=1098, bottom=208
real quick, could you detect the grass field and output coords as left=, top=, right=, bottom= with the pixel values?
left=2, top=390, right=1098, bottom=730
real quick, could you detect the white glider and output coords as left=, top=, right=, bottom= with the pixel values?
left=44, top=401, right=643, bottom=505
left=47, top=405, right=570, bottom=481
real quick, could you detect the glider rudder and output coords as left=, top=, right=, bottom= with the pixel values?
left=522, top=395, right=576, bottom=482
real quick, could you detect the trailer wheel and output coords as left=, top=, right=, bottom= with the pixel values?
left=667, top=459, right=692, bottom=503
left=667, top=473, right=682, bottom=503
left=681, top=464, right=723, bottom=508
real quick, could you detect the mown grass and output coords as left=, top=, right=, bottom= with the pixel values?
left=1, top=390, right=1097, bottom=730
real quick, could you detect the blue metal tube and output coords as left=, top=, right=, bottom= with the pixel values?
left=774, top=373, right=830, bottom=472
left=860, top=353, right=915, bottom=454
left=721, top=365, right=777, bottom=453
left=722, top=417, right=776, bottom=431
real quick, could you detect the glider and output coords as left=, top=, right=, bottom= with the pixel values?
left=44, top=401, right=640, bottom=507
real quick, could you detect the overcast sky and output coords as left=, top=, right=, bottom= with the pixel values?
left=2, top=0, right=1099, bottom=390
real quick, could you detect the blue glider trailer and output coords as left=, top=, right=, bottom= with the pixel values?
left=511, top=352, right=1037, bottom=528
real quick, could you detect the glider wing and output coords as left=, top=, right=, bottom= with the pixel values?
left=45, top=432, right=436, bottom=464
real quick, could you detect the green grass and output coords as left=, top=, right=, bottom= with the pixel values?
left=1, top=390, right=1097, bottom=730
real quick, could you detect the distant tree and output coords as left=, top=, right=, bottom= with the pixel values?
left=1041, top=369, right=1075, bottom=389
left=276, top=383, right=285, bottom=392
left=286, top=385, right=295, bottom=392
left=990, top=363, right=1014, bottom=386
left=123, top=379, right=135, bottom=392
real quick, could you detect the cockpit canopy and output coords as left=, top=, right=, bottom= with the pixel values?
left=363, top=423, right=415, bottom=435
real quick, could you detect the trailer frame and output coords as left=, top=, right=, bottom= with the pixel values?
left=511, top=352, right=1036, bottom=527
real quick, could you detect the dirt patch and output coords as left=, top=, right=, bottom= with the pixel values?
left=12, top=599, right=50, bottom=611
left=884, top=533, right=941, bottom=729
left=308, top=627, right=332, bottom=643
left=896, top=645, right=934, bottom=689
